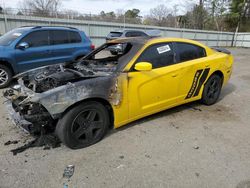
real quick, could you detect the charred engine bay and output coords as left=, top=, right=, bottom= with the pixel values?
left=23, top=60, right=117, bottom=93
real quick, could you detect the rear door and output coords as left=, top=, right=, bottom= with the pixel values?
left=15, top=30, right=54, bottom=72
left=49, top=30, right=75, bottom=63
left=174, top=42, right=209, bottom=102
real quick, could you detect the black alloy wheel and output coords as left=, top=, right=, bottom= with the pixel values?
left=201, top=74, right=222, bottom=105
left=56, top=101, right=110, bottom=149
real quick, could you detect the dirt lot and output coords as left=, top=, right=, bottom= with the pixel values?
left=0, top=48, right=250, bottom=188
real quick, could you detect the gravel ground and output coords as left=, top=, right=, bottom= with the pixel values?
left=0, top=48, right=250, bottom=188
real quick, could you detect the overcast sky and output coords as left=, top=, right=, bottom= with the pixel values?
left=2, top=0, right=198, bottom=15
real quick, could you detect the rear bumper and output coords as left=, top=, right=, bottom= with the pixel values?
left=5, top=100, right=32, bottom=133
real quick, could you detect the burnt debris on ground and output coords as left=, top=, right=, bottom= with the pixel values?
left=10, top=133, right=61, bottom=155
left=4, top=140, right=19, bottom=145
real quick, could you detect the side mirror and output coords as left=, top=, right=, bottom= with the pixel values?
left=17, top=42, right=29, bottom=50
left=135, top=62, right=152, bottom=71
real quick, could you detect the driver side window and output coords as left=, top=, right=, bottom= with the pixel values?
left=18, top=31, right=49, bottom=48
left=136, top=43, right=175, bottom=69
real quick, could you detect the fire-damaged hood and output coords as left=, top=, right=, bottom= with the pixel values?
left=7, top=61, right=120, bottom=118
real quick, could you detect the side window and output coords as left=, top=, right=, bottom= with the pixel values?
left=19, top=31, right=49, bottom=47
left=134, top=31, right=147, bottom=37
left=125, top=31, right=147, bottom=37
left=69, top=31, right=82, bottom=43
left=125, top=32, right=133, bottom=37
left=50, top=30, right=69, bottom=45
left=136, top=43, right=175, bottom=69
left=176, top=42, right=206, bottom=62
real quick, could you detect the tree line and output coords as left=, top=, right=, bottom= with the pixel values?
left=1, top=0, right=250, bottom=32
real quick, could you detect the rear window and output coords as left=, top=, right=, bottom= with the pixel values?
left=50, top=30, right=69, bottom=45
left=50, top=30, right=82, bottom=45
left=125, top=31, right=147, bottom=37
left=108, top=32, right=123, bottom=38
left=68, top=31, right=82, bottom=43
left=176, top=42, right=206, bottom=62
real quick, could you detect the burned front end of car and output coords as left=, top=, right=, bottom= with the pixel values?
left=4, top=90, right=55, bottom=134
left=3, top=59, right=117, bottom=134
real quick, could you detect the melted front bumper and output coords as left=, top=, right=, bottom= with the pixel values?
left=5, top=100, right=32, bottom=133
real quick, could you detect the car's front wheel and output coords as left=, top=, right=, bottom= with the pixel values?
left=0, top=65, right=13, bottom=89
left=56, top=101, right=110, bottom=149
left=201, top=74, right=222, bottom=105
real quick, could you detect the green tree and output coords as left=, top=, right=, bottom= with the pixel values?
left=125, top=9, right=142, bottom=24
left=226, top=0, right=250, bottom=31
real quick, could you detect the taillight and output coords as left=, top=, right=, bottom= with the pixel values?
left=90, top=44, right=95, bottom=50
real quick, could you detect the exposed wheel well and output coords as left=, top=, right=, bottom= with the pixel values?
left=62, top=98, right=114, bottom=129
left=211, top=70, right=224, bottom=84
left=0, top=61, right=14, bottom=75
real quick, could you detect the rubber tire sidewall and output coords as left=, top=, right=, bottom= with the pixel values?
left=56, top=101, right=110, bottom=149
left=0, top=65, right=13, bottom=89
left=201, top=74, right=222, bottom=105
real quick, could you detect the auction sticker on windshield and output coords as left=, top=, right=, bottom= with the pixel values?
left=157, top=45, right=171, bottom=54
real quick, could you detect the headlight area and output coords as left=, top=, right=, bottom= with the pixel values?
left=11, top=99, right=56, bottom=135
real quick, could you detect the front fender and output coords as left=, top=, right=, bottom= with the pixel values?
left=0, top=57, right=18, bottom=73
left=37, top=76, right=115, bottom=118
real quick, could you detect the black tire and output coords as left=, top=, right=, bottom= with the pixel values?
left=201, top=74, right=222, bottom=105
left=0, top=65, right=13, bottom=89
left=56, top=101, right=110, bottom=149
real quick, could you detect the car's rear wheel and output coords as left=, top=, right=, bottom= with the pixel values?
left=201, top=74, right=222, bottom=105
left=0, top=65, right=13, bottom=89
left=56, top=101, right=110, bottom=149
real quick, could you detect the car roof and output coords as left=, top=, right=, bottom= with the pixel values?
left=110, top=29, right=146, bottom=33
left=19, top=26, right=79, bottom=31
left=107, top=37, right=151, bottom=44
left=111, top=36, right=205, bottom=44
left=108, top=37, right=211, bottom=51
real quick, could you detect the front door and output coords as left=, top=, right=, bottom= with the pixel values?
left=127, top=42, right=182, bottom=120
left=15, top=30, right=54, bottom=72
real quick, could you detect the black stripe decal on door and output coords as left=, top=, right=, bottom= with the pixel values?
left=193, top=68, right=210, bottom=97
left=185, top=69, right=203, bottom=99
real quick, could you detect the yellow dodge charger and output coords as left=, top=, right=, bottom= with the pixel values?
left=5, top=37, right=233, bottom=149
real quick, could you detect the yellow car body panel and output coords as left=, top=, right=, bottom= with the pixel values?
left=111, top=37, right=233, bottom=128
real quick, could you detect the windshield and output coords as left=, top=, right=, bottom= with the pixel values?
left=0, top=28, right=28, bottom=46
left=76, top=42, right=134, bottom=72
left=89, top=43, right=132, bottom=61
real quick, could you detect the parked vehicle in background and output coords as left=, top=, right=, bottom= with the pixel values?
left=106, top=30, right=149, bottom=41
left=106, top=29, right=160, bottom=55
left=0, top=26, right=94, bottom=88
left=106, top=30, right=149, bottom=55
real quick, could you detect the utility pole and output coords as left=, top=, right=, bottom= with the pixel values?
left=1, top=0, right=7, bottom=33
left=198, top=0, right=204, bottom=30
left=232, top=0, right=247, bottom=47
